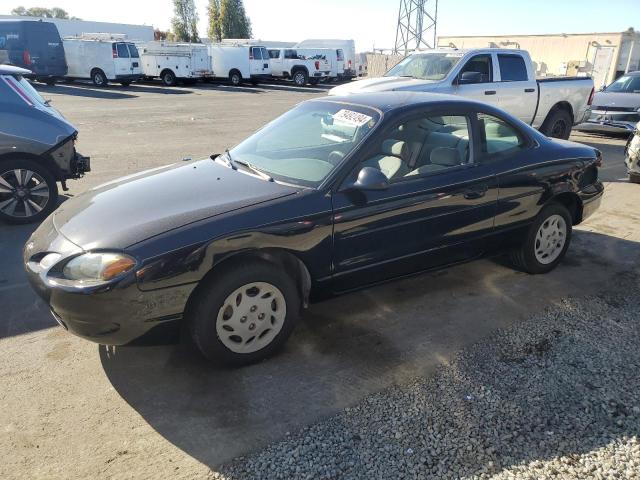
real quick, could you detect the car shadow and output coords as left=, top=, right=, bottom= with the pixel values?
left=0, top=195, right=71, bottom=339
left=37, top=83, right=194, bottom=98
left=194, top=80, right=331, bottom=95
left=98, top=229, right=640, bottom=471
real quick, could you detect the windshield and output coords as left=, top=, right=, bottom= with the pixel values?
left=606, top=75, right=640, bottom=93
left=229, top=101, right=380, bottom=187
left=386, top=52, right=463, bottom=80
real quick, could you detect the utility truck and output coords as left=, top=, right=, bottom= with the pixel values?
left=330, top=48, right=595, bottom=139
left=140, top=42, right=212, bottom=86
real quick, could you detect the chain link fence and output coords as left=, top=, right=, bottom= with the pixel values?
left=365, top=53, right=404, bottom=77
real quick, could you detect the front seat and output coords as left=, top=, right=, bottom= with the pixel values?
left=362, top=139, right=411, bottom=180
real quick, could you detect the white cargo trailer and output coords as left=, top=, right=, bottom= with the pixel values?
left=140, top=42, right=213, bottom=86
left=207, top=44, right=271, bottom=85
left=62, top=34, right=143, bottom=86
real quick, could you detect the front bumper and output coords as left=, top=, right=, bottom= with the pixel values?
left=23, top=217, right=195, bottom=345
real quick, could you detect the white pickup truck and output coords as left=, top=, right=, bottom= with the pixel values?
left=330, top=48, right=595, bottom=139
left=268, top=48, right=331, bottom=87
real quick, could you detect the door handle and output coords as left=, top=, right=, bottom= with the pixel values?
left=463, top=186, right=488, bottom=200
left=524, top=88, right=535, bottom=93
left=484, top=90, right=496, bottom=95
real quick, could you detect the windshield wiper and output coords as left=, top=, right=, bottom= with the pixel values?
left=234, top=159, right=274, bottom=182
left=216, top=149, right=237, bottom=170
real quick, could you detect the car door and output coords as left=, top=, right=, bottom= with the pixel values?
left=127, top=43, right=141, bottom=75
left=268, top=49, right=283, bottom=76
left=453, top=53, right=500, bottom=106
left=495, top=53, right=538, bottom=124
left=331, top=109, right=499, bottom=292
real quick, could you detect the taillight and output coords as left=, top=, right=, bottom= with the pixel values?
left=315, top=61, right=320, bottom=70
left=112, top=46, right=118, bottom=58
left=22, top=50, right=31, bottom=66
left=348, top=60, right=352, bottom=68
left=588, top=87, right=595, bottom=106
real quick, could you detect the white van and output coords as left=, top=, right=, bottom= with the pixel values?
left=294, top=39, right=357, bottom=80
left=140, top=42, right=213, bottom=86
left=207, top=44, right=271, bottom=86
left=62, top=34, right=143, bottom=87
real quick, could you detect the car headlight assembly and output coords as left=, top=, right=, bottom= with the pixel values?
left=57, top=253, right=136, bottom=284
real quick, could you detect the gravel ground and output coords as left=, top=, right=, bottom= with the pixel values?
left=214, top=271, right=640, bottom=480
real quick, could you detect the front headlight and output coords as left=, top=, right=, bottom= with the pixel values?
left=60, top=253, right=136, bottom=283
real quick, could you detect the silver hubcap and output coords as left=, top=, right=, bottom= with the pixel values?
left=534, top=214, right=567, bottom=264
left=0, top=168, right=49, bottom=218
left=295, top=73, right=305, bottom=85
left=216, top=282, right=286, bottom=354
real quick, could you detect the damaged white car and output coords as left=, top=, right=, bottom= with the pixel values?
left=625, top=120, right=640, bottom=183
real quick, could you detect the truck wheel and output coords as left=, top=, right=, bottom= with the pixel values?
left=509, top=202, right=572, bottom=274
left=292, top=69, right=308, bottom=87
left=120, top=81, right=131, bottom=87
left=188, top=259, right=301, bottom=366
left=161, top=70, right=177, bottom=87
left=229, top=70, right=242, bottom=86
left=541, top=109, right=573, bottom=140
left=91, top=69, right=108, bottom=87
left=0, top=158, right=58, bottom=224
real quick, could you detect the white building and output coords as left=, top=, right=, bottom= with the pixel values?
left=0, top=15, right=154, bottom=41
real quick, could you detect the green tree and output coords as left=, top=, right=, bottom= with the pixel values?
left=220, top=0, right=252, bottom=39
left=207, top=0, right=222, bottom=43
left=171, top=0, right=199, bottom=43
left=11, top=6, right=74, bottom=19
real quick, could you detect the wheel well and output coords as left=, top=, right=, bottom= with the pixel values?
left=229, top=69, right=241, bottom=78
left=291, top=66, right=309, bottom=76
left=185, top=249, right=312, bottom=318
left=550, top=192, right=583, bottom=225
left=90, top=67, right=104, bottom=77
left=160, top=69, right=175, bottom=78
left=0, top=152, right=61, bottom=180
left=544, top=101, right=574, bottom=125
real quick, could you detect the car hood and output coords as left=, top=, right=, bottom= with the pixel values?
left=592, top=91, right=640, bottom=109
left=329, top=76, right=438, bottom=95
left=52, top=159, right=298, bottom=250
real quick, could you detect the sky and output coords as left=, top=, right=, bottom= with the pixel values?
left=2, top=0, right=639, bottom=51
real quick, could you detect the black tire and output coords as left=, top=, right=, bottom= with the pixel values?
left=91, top=69, right=108, bottom=87
left=629, top=172, right=640, bottom=184
left=541, top=108, right=573, bottom=140
left=509, top=202, right=572, bottom=274
left=0, top=158, right=58, bottom=225
left=161, top=70, right=177, bottom=87
left=188, top=259, right=301, bottom=366
left=309, top=77, right=320, bottom=85
left=292, top=69, right=308, bottom=87
left=120, top=81, right=131, bottom=87
left=229, top=70, right=242, bottom=86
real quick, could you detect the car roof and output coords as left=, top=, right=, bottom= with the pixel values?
left=0, top=64, right=33, bottom=76
left=316, top=91, right=493, bottom=114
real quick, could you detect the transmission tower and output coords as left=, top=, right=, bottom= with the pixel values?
left=394, top=0, right=439, bottom=55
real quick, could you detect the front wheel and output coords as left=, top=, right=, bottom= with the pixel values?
left=0, top=158, right=58, bottom=224
left=509, top=203, right=572, bottom=274
left=188, top=260, right=301, bottom=365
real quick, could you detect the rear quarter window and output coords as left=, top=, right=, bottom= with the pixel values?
left=116, top=43, right=130, bottom=58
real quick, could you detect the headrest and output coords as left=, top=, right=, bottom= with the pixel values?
left=382, top=139, right=408, bottom=160
left=431, top=147, right=461, bottom=167
left=485, top=121, right=513, bottom=137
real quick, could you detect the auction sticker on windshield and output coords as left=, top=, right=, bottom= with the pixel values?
left=333, top=109, right=373, bottom=127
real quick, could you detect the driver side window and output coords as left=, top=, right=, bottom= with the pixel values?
left=359, top=114, right=472, bottom=182
left=458, top=54, right=493, bottom=83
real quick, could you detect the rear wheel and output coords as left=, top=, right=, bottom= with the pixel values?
left=541, top=109, right=573, bottom=140
left=188, top=260, right=300, bottom=365
left=229, top=70, right=242, bottom=86
left=292, top=69, right=308, bottom=87
left=161, top=70, right=177, bottom=87
left=509, top=203, right=572, bottom=274
left=0, top=158, right=58, bottom=224
left=91, top=69, right=108, bottom=87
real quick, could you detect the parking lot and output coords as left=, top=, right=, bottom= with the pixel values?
left=1, top=81, right=639, bottom=479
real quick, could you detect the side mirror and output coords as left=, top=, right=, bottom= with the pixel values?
left=457, top=71, right=483, bottom=85
left=343, top=166, right=390, bottom=192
